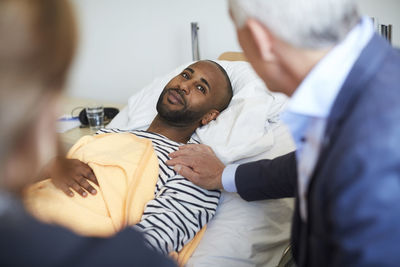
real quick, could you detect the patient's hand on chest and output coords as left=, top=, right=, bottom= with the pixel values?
left=42, top=157, right=99, bottom=197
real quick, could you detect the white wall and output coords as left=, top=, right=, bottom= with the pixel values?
left=66, top=0, right=400, bottom=103
left=66, top=0, right=240, bottom=103
left=357, top=0, right=400, bottom=48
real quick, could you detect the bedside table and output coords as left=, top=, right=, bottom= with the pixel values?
left=59, top=96, right=125, bottom=150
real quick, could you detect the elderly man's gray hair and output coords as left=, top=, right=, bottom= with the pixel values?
left=229, top=0, right=360, bottom=49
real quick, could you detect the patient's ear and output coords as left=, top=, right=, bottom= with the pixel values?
left=246, top=18, right=275, bottom=62
left=201, top=110, right=219, bottom=126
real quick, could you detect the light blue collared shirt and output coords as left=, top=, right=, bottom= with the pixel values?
left=222, top=17, right=374, bottom=221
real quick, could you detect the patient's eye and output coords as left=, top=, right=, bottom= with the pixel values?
left=197, top=85, right=206, bottom=94
left=181, top=72, right=189, bottom=79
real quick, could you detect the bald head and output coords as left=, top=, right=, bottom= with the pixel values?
left=204, top=60, right=233, bottom=112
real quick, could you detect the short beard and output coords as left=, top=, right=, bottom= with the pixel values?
left=156, top=88, right=205, bottom=125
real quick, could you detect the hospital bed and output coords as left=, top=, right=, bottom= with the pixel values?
left=103, top=52, right=296, bottom=267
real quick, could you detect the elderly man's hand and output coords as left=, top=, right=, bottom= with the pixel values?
left=167, top=144, right=225, bottom=190
left=47, top=157, right=99, bottom=197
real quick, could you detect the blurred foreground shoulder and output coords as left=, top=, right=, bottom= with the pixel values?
left=0, top=195, right=176, bottom=267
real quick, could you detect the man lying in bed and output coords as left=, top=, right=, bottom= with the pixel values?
left=33, top=60, right=233, bottom=256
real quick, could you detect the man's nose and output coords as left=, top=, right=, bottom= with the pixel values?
left=180, top=82, right=191, bottom=95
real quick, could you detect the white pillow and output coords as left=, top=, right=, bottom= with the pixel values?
left=107, top=60, right=288, bottom=164
left=108, top=61, right=295, bottom=266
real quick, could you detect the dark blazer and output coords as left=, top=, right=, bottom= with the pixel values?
left=0, top=195, right=176, bottom=267
left=236, top=34, right=400, bottom=267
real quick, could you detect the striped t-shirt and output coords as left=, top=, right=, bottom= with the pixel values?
left=97, top=129, right=221, bottom=255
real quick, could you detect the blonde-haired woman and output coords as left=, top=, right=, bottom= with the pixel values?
left=0, top=1, right=174, bottom=266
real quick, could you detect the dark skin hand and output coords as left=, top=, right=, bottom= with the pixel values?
left=42, top=157, right=99, bottom=197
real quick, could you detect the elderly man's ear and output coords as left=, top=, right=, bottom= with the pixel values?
left=246, top=18, right=276, bottom=62
left=201, top=110, right=220, bottom=126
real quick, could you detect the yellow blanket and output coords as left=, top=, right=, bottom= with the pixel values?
left=24, top=133, right=205, bottom=266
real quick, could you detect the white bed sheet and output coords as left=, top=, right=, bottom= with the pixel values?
left=187, top=122, right=295, bottom=267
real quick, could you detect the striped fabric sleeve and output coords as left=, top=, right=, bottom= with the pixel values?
left=133, top=176, right=221, bottom=255
left=96, top=128, right=124, bottom=134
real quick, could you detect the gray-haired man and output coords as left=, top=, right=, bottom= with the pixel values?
left=167, top=0, right=400, bottom=266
